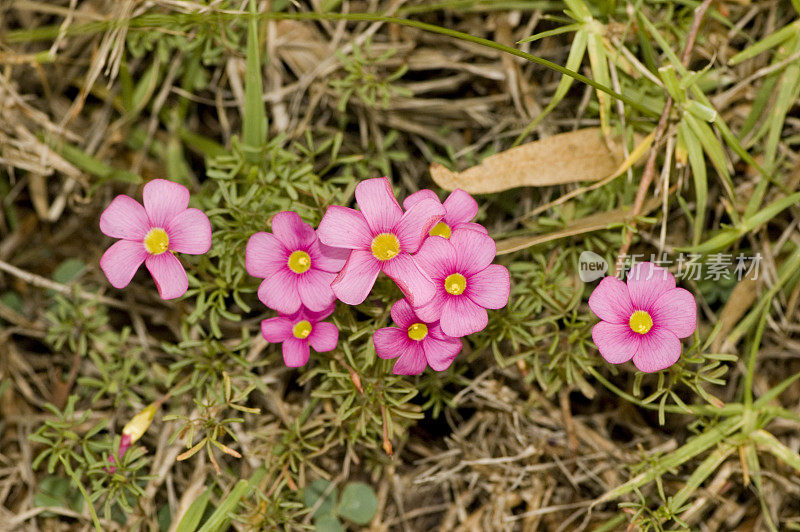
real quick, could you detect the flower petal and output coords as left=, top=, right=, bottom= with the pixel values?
left=331, top=250, right=381, bottom=305
left=99, top=195, right=150, bottom=240
left=390, top=298, right=418, bottom=329
left=373, top=327, right=409, bottom=360
left=246, top=232, right=288, bottom=279
left=414, top=291, right=446, bottom=324
left=394, top=198, right=445, bottom=253
left=100, top=240, right=147, bottom=289
left=591, top=321, right=639, bottom=364
left=632, top=327, right=682, bottom=372
left=392, top=343, right=428, bottom=375
left=143, top=179, right=190, bottom=227
left=626, top=262, right=676, bottom=311
left=271, top=211, right=316, bottom=250
left=165, top=208, right=211, bottom=254
left=261, top=317, right=293, bottom=343
left=453, top=221, right=488, bottom=234
left=298, top=269, right=337, bottom=312
left=308, top=240, right=348, bottom=273
left=145, top=252, right=188, bottom=300
left=402, top=189, right=439, bottom=211
left=650, top=287, right=697, bottom=338
left=382, top=254, right=435, bottom=307
left=302, top=304, right=336, bottom=322
left=439, top=296, right=487, bottom=337
left=423, top=336, right=462, bottom=371
left=413, top=235, right=456, bottom=281
left=309, top=321, right=338, bottom=352
left=354, top=177, right=403, bottom=234
left=317, top=206, right=372, bottom=250
left=466, top=264, right=510, bottom=309
left=588, top=276, right=634, bottom=324
left=282, top=338, right=310, bottom=367
left=258, top=269, right=301, bottom=314
left=451, top=228, right=496, bottom=276
left=443, top=189, right=478, bottom=225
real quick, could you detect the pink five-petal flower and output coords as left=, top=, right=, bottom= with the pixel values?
left=260, top=305, right=339, bottom=367
left=317, top=177, right=445, bottom=307
left=99, top=179, right=211, bottom=300
left=588, top=261, right=697, bottom=373
left=246, top=211, right=347, bottom=314
left=373, top=298, right=462, bottom=375
left=403, top=188, right=488, bottom=239
left=414, top=228, right=510, bottom=337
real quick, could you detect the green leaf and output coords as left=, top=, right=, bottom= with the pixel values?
left=242, top=0, right=267, bottom=149
left=678, top=120, right=707, bottom=246
left=175, top=489, right=210, bottom=532
left=314, top=515, right=345, bottom=532
left=303, top=479, right=337, bottom=519
left=52, top=258, right=86, bottom=285
left=337, top=482, right=378, bottom=525
left=197, top=467, right=266, bottom=532
left=33, top=476, right=84, bottom=515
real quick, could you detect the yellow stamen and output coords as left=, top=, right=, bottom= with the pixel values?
left=293, top=320, right=313, bottom=339
left=143, top=228, right=169, bottom=255
left=444, top=273, right=467, bottom=295
left=371, top=233, right=400, bottom=261
left=629, top=310, right=653, bottom=334
left=429, top=221, right=451, bottom=239
left=288, top=250, right=311, bottom=274
left=407, top=323, right=428, bottom=341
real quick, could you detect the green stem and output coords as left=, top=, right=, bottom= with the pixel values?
left=586, top=366, right=741, bottom=417
left=61, top=459, right=103, bottom=532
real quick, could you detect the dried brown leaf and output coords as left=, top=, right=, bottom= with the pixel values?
left=430, top=128, right=626, bottom=193
left=496, top=196, right=662, bottom=255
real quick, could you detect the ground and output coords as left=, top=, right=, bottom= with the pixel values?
left=1, top=0, right=800, bottom=531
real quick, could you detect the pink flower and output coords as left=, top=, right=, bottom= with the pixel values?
left=403, top=188, right=488, bottom=239
left=414, top=228, right=510, bottom=337
left=99, top=179, right=211, bottom=300
left=317, top=177, right=445, bottom=306
left=374, top=298, right=462, bottom=375
left=588, top=262, right=697, bottom=372
left=246, top=211, right=347, bottom=314
left=260, top=305, right=339, bottom=367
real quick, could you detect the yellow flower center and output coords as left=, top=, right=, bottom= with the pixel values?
left=371, top=233, right=400, bottom=261
left=287, top=250, right=311, bottom=274
left=629, top=310, right=653, bottom=335
left=292, top=320, right=312, bottom=339
left=143, top=228, right=169, bottom=255
left=444, top=273, right=467, bottom=295
left=407, top=323, right=428, bottom=341
left=429, top=221, right=451, bottom=239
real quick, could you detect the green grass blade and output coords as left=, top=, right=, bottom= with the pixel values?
left=678, top=120, right=707, bottom=246
left=175, top=489, right=211, bottom=532
left=593, top=416, right=742, bottom=506
left=728, top=20, right=800, bottom=66
left=242, top=0, right=267, bottom=149
left=196, top=467, right=266, bottom=532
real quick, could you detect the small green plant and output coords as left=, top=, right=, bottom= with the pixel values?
left=303, top=479, right=379, bottom=531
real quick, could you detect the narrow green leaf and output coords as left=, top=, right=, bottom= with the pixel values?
left=668, top=443, right=734, bottom=514
left=678, top=120, right=707, bottom=246
left=593, top=416, right=742, bottom=505
left=175, top=489, right=210, bottom=532
left=750, top=430, right=800, bottom=475
left=728, top=20, right=800, bottom=65
left=242, top=0, right=267, bottom=149
left=197, top=467, right=266, bottom=532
